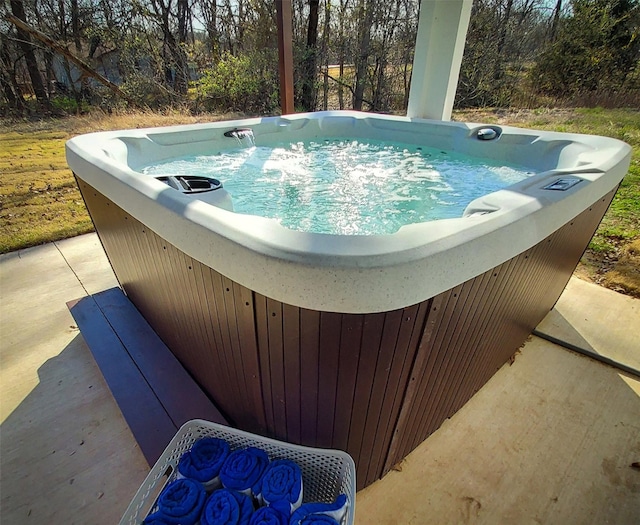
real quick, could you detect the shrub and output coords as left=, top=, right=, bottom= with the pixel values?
left=530, top=0, right=640, bottom=98
left=197, top=51, right=279, bottom=114
left=50, top=95, right=90, bottom=114
left=119, top=73, right=175, bottom=108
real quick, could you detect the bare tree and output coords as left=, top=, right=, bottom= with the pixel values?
left=199, top=0, right=219, bottom=58
left=147, top=0, right=190, bottom=93
left=320, top=0, right=331, bottom=110
left=353, top=0, right=373, bottom=110
left=549, top=0, right=562, bottom=41
left=9, top=0, right=49, bottom=105
left=301, top=0, right=319, bottom=110
left=0, top=30, right=26, bottom=111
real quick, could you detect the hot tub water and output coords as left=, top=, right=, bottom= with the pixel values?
left=141, top=139, right=534, bottom=235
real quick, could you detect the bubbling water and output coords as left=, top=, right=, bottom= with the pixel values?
left=141, top=139, right=534, bottom=235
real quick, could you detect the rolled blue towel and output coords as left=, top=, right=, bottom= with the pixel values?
left=288, top=494, right=348, bottom=525
left=178, top=437, right=230, bottom=491
left=259, top=459, right=303, bottom=513
left=249, top=506, right=288, bottom=525
left=220, top=447, right=270, bottom=497
left=152, top=478, right=207, bottom=525
left=201, top=488, right=255, bottom=525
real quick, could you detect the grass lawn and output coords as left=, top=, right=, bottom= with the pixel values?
left=0, top=110, right=239, bottom=253
left=1, top=107, right=638, bottom=296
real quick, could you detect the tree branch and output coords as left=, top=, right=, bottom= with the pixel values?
left=326, top=73, right=373, bottom=107
left=326, top=73, right=355, bottom=94
left=5, top=13, right=140, bottom=107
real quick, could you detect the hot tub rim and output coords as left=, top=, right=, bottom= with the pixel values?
left=66, top=112, right=632, bottom=313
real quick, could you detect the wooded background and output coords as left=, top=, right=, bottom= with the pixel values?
left=2, top=0, right=639, bottom=116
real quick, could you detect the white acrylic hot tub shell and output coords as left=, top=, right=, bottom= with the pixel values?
left=66, top=111, right=631, bottom=313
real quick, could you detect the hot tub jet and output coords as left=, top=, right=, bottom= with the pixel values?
left=224, top=128, right=255, bottom=147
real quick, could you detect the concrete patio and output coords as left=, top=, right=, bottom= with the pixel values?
left=1, top=233, right=639, bottom=524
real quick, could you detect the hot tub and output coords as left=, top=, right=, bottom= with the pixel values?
left=66, top=111, right=631, bottom=488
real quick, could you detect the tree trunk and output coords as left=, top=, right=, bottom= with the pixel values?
left=71, top=0, right=82, bottom=53
left=9, top=0, right=49, bottom=106
left=322, top=0, right=331, bottom=110
left=337, top=0, right=348, bottom=110
left=494, top=0, right=514, bottom=80
left=0, top=33, right=26, bottom=112
left=58, top=0, right=66, bottom=39
left=202, top=0, right=219, bottom=58
left=0, top=71, right=22, bottom=110
left=301, top=0, right=320, bottom=111
left=550, top=0, right=562, bottom=41
left=353, top=0, right=373, bottom=110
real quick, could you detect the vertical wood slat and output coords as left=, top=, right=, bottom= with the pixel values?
left=316, top=313, right=343, bottom=448
left=364, top=303, right=427, bottom=485
left=413, top=281, right=474, bottom=442
left=145, top=239, right=190, bottom=360
left=78, top=180, right=616, bottom=491
left=201, top=272, right=233, bottom=409
left=196, top=265, right=233, bottom=416
left=403, top=287, right=463, bottom=453
left=385, top=292, right=451, bottom=465
left=436, top=266, right=515, bottom=433
left=357, top=310, right=403, bottom=487
left=164, top=244, right=203, bottom=373
left=234, top=283, right=267, bottom=434
left=412, top=274, right=488, bottom=451
left=331, top=314, right=364, bottom=452
left=142, top=231, right=182, bottom=344
left=211, top=270, right=246, bottom=425
left=344, top=312, right=385, bottom=463
left=221, top=275, right=253, bottom=427
left=376, top=300, right=431, bottom=469
left=299, top=309, right=321, bottom=447
left=134, top=226, right=175, bottom=340
left=425, top=260, right=521, bottom=440
left=282, top=304, right=302, bottom=444
left=255, top=294, right=275, bottom=436
left=267, top=297, right=288, bottom=439
left=190, top=260, right=229, bottom=410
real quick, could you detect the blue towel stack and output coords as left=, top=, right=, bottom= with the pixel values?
left=220, top=447, right=270, bottom=498
left=178, top=437, right=230, bottom=492
left=259, top=459, right=303, bottom=514
left=143, top=438, right=350, bottom=525
left=200, top=488, right=255, bottom=525
left=143, top=478, right=206, bottom=525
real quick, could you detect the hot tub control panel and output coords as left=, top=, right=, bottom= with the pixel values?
left=543, top=177, right=582, bottom=191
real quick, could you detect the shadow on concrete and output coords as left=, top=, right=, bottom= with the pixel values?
left=0, top=334, right=148, bottom=524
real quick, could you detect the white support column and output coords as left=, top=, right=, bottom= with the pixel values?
left=407, top=0, right=473, bottom=121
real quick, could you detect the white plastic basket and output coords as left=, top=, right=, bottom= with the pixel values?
left=119, top=419, right=356, bottom=525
